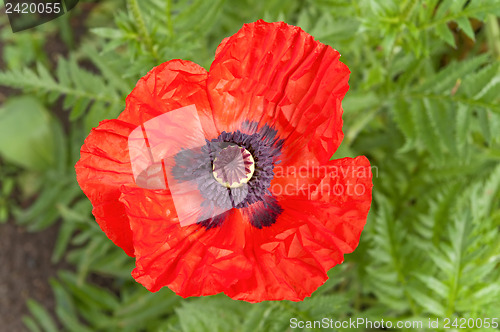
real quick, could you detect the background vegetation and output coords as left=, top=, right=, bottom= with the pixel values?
left=1, top=0, right=500, bottom=331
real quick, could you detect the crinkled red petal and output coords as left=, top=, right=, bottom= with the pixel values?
left=224, top=156, right=372, bottom=302
left=75, top=119, right=137, bottom=256
left=119, top=184, right=253, bottom=296
left=208, top=20, right=350, bottom=165
left=117, top=156, right=371, bottom=301
left=119, top=59, right=217, bottom=138
left=75, top=60, right=215, bottom=256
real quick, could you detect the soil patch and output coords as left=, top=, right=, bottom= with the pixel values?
left=0, top=220, right=61, bottom=332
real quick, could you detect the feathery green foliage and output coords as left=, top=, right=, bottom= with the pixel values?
left=0, top=0, right=499, bottom=331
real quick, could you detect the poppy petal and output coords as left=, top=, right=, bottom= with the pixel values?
left=119, top=184, right=253, bottom=296
left=76, top=60, right=216, bottom=256
left=272, top=156, right=373, bottom=202
left=271, top=156, right=373, bottom=257
left=208, top=20, right=349, bottom=165
left=242, top=194, right=283, bottom=229
left=75, top=119, right=137, bottom=256
left=226, top=156, right=372, bottom=302
left=119, top=59, right=217, bottom=139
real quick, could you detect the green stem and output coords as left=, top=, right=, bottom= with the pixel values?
left=486, top=14, right=500, bottom=59
left=387, top=0, right=418, bottom=59
left=127, top=0, right=159, bottom=61
left=419, top=4, right=500, bottom=32
left=166, top=0, right=174, bottom=36
left=446, top=218, right=466, bottom=316
left=404, top=92, right=500, bottom=113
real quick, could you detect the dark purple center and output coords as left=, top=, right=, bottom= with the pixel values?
left=172, top=122, right=284, bottom=229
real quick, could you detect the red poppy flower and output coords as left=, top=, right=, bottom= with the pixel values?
left=75, top=20, right=372, bottom=302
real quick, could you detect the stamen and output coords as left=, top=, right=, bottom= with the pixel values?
left=171, top=122, right=284, bottom=228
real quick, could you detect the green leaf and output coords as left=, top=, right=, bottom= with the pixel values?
left=59, top=271, right=120, bottom=310
left=22, top=316, right=43, bottom=332
left=0, top=56, right=123, bottom=121
left=392, top=97, right=417, bottom=147
left=408, top=287, right=446, bottom=316
left=414, top=274, right=449, bottom=299
left=0, top=97, right=56, bottom=170
left=176, top=298, right=248, bottom=332
left=91, top=27, right=125, bottom=39
left=26, top=299, right=59, bottom=332
left=422, top=98, right=455, bottom=154
left=455, top=16, right=475, bottom=40
left=455, top=103, right=471, bottom=156
left=414, top=99, right=441, bottom=158
left=16, top=178, right=80, bottom=231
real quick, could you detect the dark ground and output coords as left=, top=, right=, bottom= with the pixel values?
left=0, top=4, right=96, bottom=331
left=0, top=221, right=61, bottom=332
